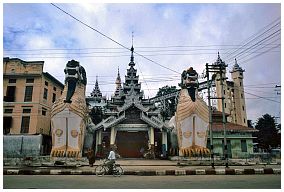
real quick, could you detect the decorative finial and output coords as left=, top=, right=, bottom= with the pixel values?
left=130, top=31, right=134, bottom=63
left=230, top=57, right=244, bottom=73
left=132, top=31, right=134, bottom=47
left=116, top=66, right=121, bottom=84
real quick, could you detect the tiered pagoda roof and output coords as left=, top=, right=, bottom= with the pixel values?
left=88, top=45, right=169, bottom=132
left=122, top=46, right=143, bottom=99
left=91, top=76, right=102, bottom=98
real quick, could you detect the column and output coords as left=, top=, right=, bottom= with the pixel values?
left=95, top=130, right=102, bottom=154
left=162, top=130, right=168, bottom=157
left=110, top=126, right=117, bottom=147
left=150, top=127, right=155, bottom=156
left=150, top=127, right=154, bottom=145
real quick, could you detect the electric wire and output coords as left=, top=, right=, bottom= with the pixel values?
left=225, top=28, right=280, bottom=64
left=50, top=3, right=180, bottom=74
left=222, top=17, right=280, bottom=60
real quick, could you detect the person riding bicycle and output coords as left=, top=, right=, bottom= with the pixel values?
left=106, top=147, right=116, bottom=174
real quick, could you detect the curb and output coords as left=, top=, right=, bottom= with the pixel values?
left=4, top=168, right=281, bottom=176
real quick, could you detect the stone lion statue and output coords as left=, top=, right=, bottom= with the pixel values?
left=50, top=60, right=88, bottom=158
left=171, top=67, right=210, bottom=156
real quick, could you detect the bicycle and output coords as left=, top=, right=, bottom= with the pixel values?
left=95, top=159, right=124, bottom=177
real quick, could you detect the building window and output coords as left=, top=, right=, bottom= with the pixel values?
left=225, top=103, right=227, bottom=108
left=241, top=93, right=243, bottom=99
left=52, top=93, right=56, bottom=103
left=242, top=106, right=245, bottom=111
left=8, top=79, right=16, bottom=83
left=26, top=78, right=34, bottom=83
left=241, top=140, right=247, bottom=152
left=42, top=108, right=47, bottom=116
left=43, top=88, right=48, bottom=100
left=4, top=108, right=13, bottom=113
left=244, top=118, right=246, bottom=124
left=240, top=82, right=242, bottom=87
left=5, top=86, right=16, bottom=102
left=23, top=108, right=31, bottom=113
left=24, top=86, right=33, bottom=102
left=45, top=81, right=49, bottom=86
left=21, top=116, right=30, bottom=133
left=224, top=90, right=226, bottom=95
left=53, top=87, right=57, bottom=91
left=3, top=116, right=12, bottom=135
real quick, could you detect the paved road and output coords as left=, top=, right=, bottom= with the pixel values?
left=4, top=175, right=281, bottom=189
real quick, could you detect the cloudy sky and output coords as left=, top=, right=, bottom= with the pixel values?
left=3, top=3, right=281, bottom=123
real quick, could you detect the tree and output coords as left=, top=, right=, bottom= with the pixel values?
left=247, top=120, right=254, bottom=128
left=156, top=85, right=179, bottom=120
left=254, top=114, right=280, bottom=150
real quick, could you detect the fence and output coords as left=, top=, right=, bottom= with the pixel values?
left=3, top=135, right=43, bottom=158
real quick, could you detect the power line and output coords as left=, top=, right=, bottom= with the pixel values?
left=50, top=3, right=180, bottom=74
left=5, top=44, right=280, bottom=53
left=5, top=48, right=280, bottom=60
left=216, top=18, right=280, bottom=67
left=234, top=38, right=280, bottom=64
left=241, top=44, right=280, bottom=64
left=5, top=50, right=280, bottom=57
left=136, top=61, right=151, bottom=97
left=223, top=17, right=280, bottom=60
left=225, top=28, right=280, bottom=63
left=244, top=91, right=280, bottom=103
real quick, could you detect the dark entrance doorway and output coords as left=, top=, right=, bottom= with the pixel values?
left=116, top=131, right=148, bottom=158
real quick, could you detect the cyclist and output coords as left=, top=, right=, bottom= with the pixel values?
left=106, top=147, right=116, bottom=174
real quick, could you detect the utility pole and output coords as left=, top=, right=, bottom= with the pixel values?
left=219, top=64, right=229, bottom=168
left=205, top=62, right=228, bottom=168
left=65, top=117, right=68, bottom=164
left=274, top=85, right=281, bottom=125
left=206, top=63, right=214, bottom=168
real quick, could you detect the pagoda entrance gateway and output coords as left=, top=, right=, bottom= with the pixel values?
left=116, top=131, right=148, bottom=158
left=87, top=45, right=170, bottom=158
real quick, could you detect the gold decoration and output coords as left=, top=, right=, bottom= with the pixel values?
left=71, top=130, right=78, bottom=138
left=180, top=146, right=210, bottom=156
left=197, top=131, right=206, bottom=138
left=183, top=131, right=192, bottom=138
left=55, top=129, right=63, bottom=137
